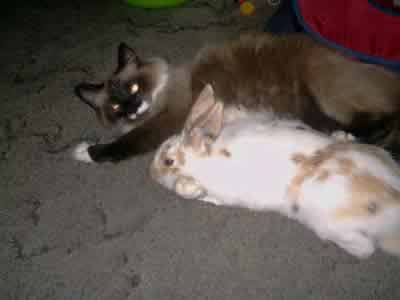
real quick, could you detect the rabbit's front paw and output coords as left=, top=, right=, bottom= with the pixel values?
left=175, top=176, right=206, bottom=199
left=335, top=232, right=375, bottom=258
left=331, top=131, right=355, bottom=142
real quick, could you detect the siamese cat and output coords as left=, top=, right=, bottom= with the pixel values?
left=74, top=32, right=400, bottom=163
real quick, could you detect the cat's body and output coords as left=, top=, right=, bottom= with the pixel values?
left=151, top=85, right=400, bottom=258
left=74, top=33, right=400, bottom=163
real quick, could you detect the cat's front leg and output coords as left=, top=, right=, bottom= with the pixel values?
left=73, top=110, right=185, bottom=163
left=73, top=135, right=136, bottom=163
left=73, top=141, right=95, bottom=163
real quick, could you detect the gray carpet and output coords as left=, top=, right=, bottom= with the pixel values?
left=1, top=1, right=399, bottom=299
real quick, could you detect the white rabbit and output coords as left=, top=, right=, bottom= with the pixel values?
left=150, top=84, right=400, bottom=259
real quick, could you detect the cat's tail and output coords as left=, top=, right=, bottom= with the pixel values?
left=379, top=234, right=400, bottom=256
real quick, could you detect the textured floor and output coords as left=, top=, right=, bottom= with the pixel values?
left=1, top=1, right=400, bottom=299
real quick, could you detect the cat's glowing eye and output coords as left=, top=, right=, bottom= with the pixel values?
left=164, top=158, right=174, bottom=167
left=111, top=104, right=120, bottom=112
left=130, top=83, right=139, bottom=94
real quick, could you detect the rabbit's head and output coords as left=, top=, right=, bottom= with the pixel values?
left=150, top=84, right=224, bottom=191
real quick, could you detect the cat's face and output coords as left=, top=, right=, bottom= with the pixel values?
left=75, top=43, right=168, bottom=127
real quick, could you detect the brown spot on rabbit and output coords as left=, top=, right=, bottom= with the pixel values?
left=291, top=153, right=308, bottom=164
left=219, top=148, right=232, bottom=158
left=316, top=169, right=331, bottom=182
left=290, top=141, right=400, bottom=220
left=288, top=151, right=331, bottom=200
left=176, top=149, right=186, bottom=165
left=315, top=158, right=355, bottom=183
left=334, top=173, right=400, bottom=219
left=337, top=157, right=356, bottom=174
left=288, top=143, right=353, bottom=201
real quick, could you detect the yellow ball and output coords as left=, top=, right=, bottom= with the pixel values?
left=240, top=1, right=255, bottom=16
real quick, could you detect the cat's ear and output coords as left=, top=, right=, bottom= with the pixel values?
left=183, top=85, right=224, bottom=152
left=74, top=83, right=105, bottom=110
left=118, top=42, right=140, bottom=68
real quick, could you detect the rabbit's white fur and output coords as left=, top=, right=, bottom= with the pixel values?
left=151, top=85, right=400, bottom=258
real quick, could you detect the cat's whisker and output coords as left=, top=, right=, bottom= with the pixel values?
left=137, top=101, right=149, bottom=115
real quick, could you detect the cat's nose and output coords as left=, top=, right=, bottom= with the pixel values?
left=109, top=79, right=121, bottom=90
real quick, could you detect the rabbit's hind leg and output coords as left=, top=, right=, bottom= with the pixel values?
left=379, top=234, right=400, bottom=257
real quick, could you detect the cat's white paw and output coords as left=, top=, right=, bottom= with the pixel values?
left=73, top=142, right=94, bottom=163
left=331, top=131, right=355, bottom=142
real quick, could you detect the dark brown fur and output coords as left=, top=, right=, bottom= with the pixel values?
left=75, top=33, right=400, bottom=163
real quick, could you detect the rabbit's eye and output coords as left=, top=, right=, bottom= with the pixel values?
left=164, top=158, right=174, bottom=167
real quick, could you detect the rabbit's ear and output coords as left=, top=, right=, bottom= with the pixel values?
left=183, top=101, right=224, bottom=152
left=184, top=84, right=216, bottom=132
left=198, top=101, right=224, bottom=141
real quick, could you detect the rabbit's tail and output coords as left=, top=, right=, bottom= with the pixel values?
left=379, top=234, right=400, bottom=256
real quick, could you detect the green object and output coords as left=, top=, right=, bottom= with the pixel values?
left=125, top=0, right=188, bottom=8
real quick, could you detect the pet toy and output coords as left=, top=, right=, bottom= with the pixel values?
left=238, top=0, right=255, bottom=16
